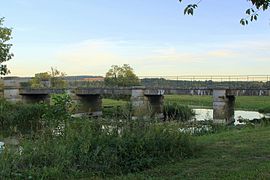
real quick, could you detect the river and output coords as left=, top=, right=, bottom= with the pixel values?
left=193, top=108, right=269, bottom=125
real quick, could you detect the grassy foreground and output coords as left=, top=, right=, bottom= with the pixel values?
left=117, top=125, right=270, bottom=179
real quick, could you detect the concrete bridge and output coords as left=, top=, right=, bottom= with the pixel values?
left=3, top=77, right=270, bottom=124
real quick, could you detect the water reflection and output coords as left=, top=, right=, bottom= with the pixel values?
left=193, top=109, right=268, bottom=124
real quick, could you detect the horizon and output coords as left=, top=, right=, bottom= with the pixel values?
left=1, top=0, right=270, bottom=76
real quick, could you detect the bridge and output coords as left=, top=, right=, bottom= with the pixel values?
left=3, top=76, right=270, bottom=124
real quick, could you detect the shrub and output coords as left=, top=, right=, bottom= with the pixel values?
left=0, top=99, right=46, bottom=136
left=258, top=106, right=270, bottom=114
left=102, top=103, right=132, bottom=119
left=164, top=102, right=195, bottom=122
left=0, top=118, right=197, bottom=179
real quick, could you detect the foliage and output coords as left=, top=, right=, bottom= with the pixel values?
left=104, top=64, right=140, bottom=87
left=118, top=125, right=270, bottom=179
left=103, top=103, right=132, bottom=119
left=0, top=17, right=13, bottom=76
left=178, top=0, right=270, bottom=25
left=0, top=93, right=75, bottom=137
left=30, top=67, right=67, bottom=88
left=0, top=99, right=46, bottom=136
left=258, top=106, right=270, bottom=113
left=0, top=117, right=196, bottom=178
left=164, top=102, right=195, bottom=122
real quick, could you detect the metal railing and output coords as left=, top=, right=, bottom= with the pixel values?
left=5, top=75, right=270, bottom=90
left=138, top=75, right=270, bottom=89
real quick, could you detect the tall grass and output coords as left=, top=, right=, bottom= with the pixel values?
left=0, top=96, right=197, bottom=179
left=164, top=102, right=195, bottom=122
left=0, top=99, right=46, bottom=136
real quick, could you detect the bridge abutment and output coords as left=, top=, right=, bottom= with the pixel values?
left=213, top=89, right=235, bottom=124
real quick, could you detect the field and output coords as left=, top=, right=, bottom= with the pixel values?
left=103, top=95, right=270, bottom=112
left=165, top=95, right=270, bottom=111
left=118, top=125, right=270, bottom=179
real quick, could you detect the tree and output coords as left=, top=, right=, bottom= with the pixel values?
left=104, top=64, right=140, bottom=87
left=30, top=67, right=67, bottom=88
left=179, top=0, right=270, bottom=25
left=0, top=17, right=13, bottom=76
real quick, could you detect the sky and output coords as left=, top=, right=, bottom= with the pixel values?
left=1, top=0, right=270, bottom=77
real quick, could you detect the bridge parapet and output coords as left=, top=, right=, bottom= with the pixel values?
left=75, top=87, right=132, bottom=96
left=19, top=88, right=66, bottom=95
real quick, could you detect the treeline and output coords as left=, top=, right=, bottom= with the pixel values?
left=141, top=78, right=270, bottom=89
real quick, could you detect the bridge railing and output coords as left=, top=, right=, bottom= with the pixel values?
left=139, top=75, right=270, bottom=89
left=4, top=75, right=270, bottom=90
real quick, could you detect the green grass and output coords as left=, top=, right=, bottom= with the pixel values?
left=165, top=95, right=212, bottom=108
left=102, top=98, right=127, bottom=107
left=165, top=95, right=270, bottom=112
left=116, top=126, right=270, bottom=179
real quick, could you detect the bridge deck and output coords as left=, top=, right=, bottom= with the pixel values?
left=18, top=87, right=270, bottom=96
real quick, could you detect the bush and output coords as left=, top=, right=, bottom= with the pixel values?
left=0, top=118, right=197, bottom=179
left=164, top=102, right=195, bottom=122
left=258, top=106, right=270, bottom=114
left=0, top=99, right=46, bottom=136
left=102, top=103, right=132, bottom=119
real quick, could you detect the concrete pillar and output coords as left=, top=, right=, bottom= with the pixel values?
left=213, top=89, right=235, bottom=124
left=130, top=86, right=148, bottom=118
left=69, top=89, right=102, bottom=117
left=3, top=77, right=22, bottom=103
left=145, top=95, right=164, bottom=119
left=22, top=95, right=50, bottom=104
left=131, top=86, right=164, bottom=119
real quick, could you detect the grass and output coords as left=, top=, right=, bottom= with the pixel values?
left=102, top=98, right=127, bottom=107
left=0, top=80, right=3, bottom=98
left=116, top=125, right=270, bottom=179
left=103, top=95, right=270, bottom=112
left=165, top=95, right=270, bottom=112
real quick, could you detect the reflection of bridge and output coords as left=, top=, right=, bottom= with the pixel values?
left=3, top=76, right=270, bottom=124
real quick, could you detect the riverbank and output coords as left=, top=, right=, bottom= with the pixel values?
left=103, top=95, right=270, bottom=112
left=165, top=95, right=270, bottom=112
left=116, top=125, right=270, bottom=179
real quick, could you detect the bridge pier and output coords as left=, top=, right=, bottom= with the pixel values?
left=3, top=77, right=23, bottom=103
left=131, top=87, right=164, bottom=119
left=22, top=94, right=50, bottom=104
left=213, top=89, right=235, bottom=124
left=72, top=93, right=102, bottom=117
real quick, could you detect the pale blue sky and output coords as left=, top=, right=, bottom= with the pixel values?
left=1, top=0, right=270, bottom=76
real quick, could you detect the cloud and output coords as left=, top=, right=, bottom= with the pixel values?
left=53, top=38, right=270, bottom=76
left=206, top=50, right=236, bottom=58
left=56, top=39, right=129, bottom=66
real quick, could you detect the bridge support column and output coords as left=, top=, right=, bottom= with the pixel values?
left=213, top=89, right=235, bottom=124
left=21, top=95, right=50, bottom=104
left=131, top=86, right=148, bottom=118
left=70, top=91, right=102, bottom=117
left=131, top=86, right=164, bottom=119
left=3, top=77, right=23, bottom=103
left=145, top=95, right=164, bottom=119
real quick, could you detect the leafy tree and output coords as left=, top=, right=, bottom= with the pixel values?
left=49, top=67, right=67, bottom=88
left=179, top=0, right=270, bottom=25
left=30, top=67, right=67, bottom=88
left=104, top=64, right=140, bottom=87
left=0, top=17, right=13, bottom=76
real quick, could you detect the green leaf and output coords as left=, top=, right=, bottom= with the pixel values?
left=246, top=9, right=251, bottom=15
